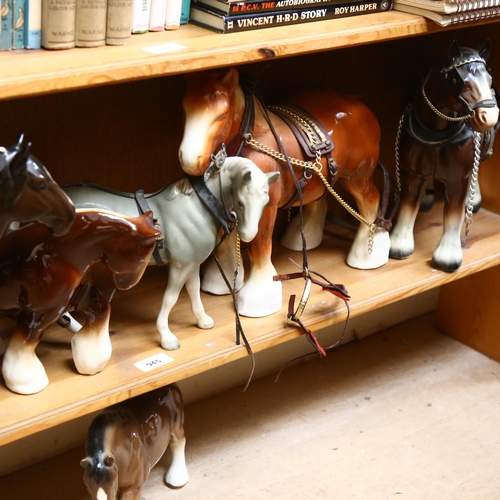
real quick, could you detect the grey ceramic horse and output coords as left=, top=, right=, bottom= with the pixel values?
left=64, top=156, right=279, bottom=350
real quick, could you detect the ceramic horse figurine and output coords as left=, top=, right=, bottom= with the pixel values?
left=390, top=40, right=499, bottom=272
left=81, top=384, right=189, bottom=500
left=179, top=67, right=391, bottom=318
left=0, top=210, right=160, bottom=394
left=64, top=155, right=279, bottom=351
left=0, top=135, right=75, bottom=237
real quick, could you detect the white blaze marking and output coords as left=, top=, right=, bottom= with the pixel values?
left=97, top=488, right=108, bottom=500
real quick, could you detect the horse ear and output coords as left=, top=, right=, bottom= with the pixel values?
left=242, top=170, right=252, bottom=185
left=476, top=39, right=491, bottom=61
left=80, top=458, right=92, bottom=470
left=11, top=134, right=24, bottom=151
left=221, top=67, right=239, bottom=93
left=104, top=455, right=115, bottom=467
left=10, top=142, right=31, bottom=176
left=447, top=39, right=461, bottom=62
left=139, top=211, right=161, bottom=239
left=266, top=172, right=280, bottom=185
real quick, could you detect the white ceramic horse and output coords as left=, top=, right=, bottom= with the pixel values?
left=64, top=156, right=279, bottom=350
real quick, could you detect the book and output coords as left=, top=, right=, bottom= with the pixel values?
left=189, top=0, right=392, bottom=32
left=132, top=0, right=150, bottom=31
left=24, top=0, right=41, bottom=48
left=165, top=0, right=182, bottom=27
left=394, top=0, right=499, bottom=13
left=75, top=0, right=107, bottom=47
left=106, top=0, right=133, bottom=44
left=1, top=0, right=13, bottom=50
left=12, top=0, right=24, bottom=48
left=149, top=0, right=167, bottom=29
left=392, top=1, right=500, bottom=23
left=41, top=0, right=76, bottom=49
left=192, top=0, right=357, bottom=15
left=180, top=0, right=190, bottom=21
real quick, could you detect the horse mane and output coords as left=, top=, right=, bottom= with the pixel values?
left=163, top=177, right=195, bottom=201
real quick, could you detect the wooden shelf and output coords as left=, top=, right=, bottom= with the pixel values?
left=2, top=12, right=497, bottom=100
left=1, top=202, right=500, bottom=446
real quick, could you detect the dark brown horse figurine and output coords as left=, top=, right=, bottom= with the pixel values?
left=179, top=67, right=390, bottom=318
left=0, top=135, right=75, bottom=237
left=0, top=209, right=160, bottom=394
left=81, top=384, right=188, bottom=500
left=390, top=40, right=499, bottom=271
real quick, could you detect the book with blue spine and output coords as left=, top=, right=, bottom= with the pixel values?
left=12, top=0, right=25, bottom=48
left=1, top=0, right=13, bottom=50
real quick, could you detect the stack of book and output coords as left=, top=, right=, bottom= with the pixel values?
left=189, top=0, right=393, bottom=33
left=393, top=0, right=500, bottom=26
left=0, top=0, right=191, bottom=51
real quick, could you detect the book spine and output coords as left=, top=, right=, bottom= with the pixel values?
left=75, top=0, right=107, bottom=47
left=164, top=0, right=181, bottom=28
left=193, top=0, right=368, bottom=15
left=106, top=0, right=133, bottom=44
left=192, top=0, right=391, bottom=32
left=149, top=0, right=166, bottom=29
left=1, top=0, right=13, bottom=50
left=180, top=0, right=190, bottom=22
left=12, top=0, right=24, bottom=48
left=132, top=0, right=150, bottom=31
left=41, top=0, right=76, bottom=49
left=24, top=0, right=41, bottom=49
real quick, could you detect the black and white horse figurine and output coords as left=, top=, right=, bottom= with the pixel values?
left=390, top=40, right=499, bottom=271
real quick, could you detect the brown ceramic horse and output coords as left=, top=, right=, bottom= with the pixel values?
left=81, top=384, right=188, bottom=500
left=179, top=67, right=390, bottom=317
left=390, top=40, right=499, bottom=272
left=0, top=210, right=160, bottom=394
left=0, top=135, right=75, bottom=237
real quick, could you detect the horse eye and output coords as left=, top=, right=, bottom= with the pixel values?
left=237, top=201, right=244, bottom=209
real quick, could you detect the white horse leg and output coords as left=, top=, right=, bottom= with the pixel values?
left=71, top=286, right=113, bottom=375
left=165, top=435, right=189, bottom=488
left=185, top=266, right=214, bottom=330
left=201, top=232, right=244, bottom=295
left=390, top=175, right=429, bottom=259
left=156, top=266, right=194, bottom=350
left=341, top=177, right=390, bottom=270
left=347, top=225, right=390, bottom=270
left=280, top=197, right=328, bottom=251
left=432, top=179, right=468, bottom=272
left=2, top=331, right=48, bottom=394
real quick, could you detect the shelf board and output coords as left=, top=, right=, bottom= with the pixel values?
left=1, top=202, right=500, bottom=445
left=2, top=12, right=497, bottom=100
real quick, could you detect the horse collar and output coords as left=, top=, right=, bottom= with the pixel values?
left=404, top=104, right=471, bottom=146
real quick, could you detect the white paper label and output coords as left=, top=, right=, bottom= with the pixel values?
left=142, top=43, right=187, bottom=54
left=134, top=353, right=174, bottom=372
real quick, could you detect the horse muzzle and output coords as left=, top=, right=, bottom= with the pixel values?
left=469, top=104, right=499, bottom=133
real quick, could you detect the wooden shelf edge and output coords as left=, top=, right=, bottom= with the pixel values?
left=1, top=203, right=500, bottom=446
left=1, top=12, right=488, bottom=100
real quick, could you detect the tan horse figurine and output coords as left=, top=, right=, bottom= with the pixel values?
left=179, top=67, right=390, bottom=317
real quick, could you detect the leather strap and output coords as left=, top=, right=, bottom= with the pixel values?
left=134, top=189, right=165, bottom=266
left=186, top=174, right=234, bottom=236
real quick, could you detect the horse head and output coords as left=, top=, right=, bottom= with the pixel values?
left=0, top=135, right=75, bottom=236
left=226, top=157, right=279, bottom=242
left=180, top=68, right=242, bottom=175
left=81, top=453, right=119, bottom=500
left=439, top=39, right=499, bottom=133
left=101, top=211, right=160, bottom=289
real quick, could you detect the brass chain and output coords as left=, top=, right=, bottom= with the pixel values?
left=244, top=133, right=377, bottom=253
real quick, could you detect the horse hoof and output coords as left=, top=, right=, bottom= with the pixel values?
left=389, top=248, right=413, bottom=260
left=197, top=316, right=215, bottom=329
left=431, top=257, right=462, bottom=273
left=161, top=338, right=181, bottom=350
